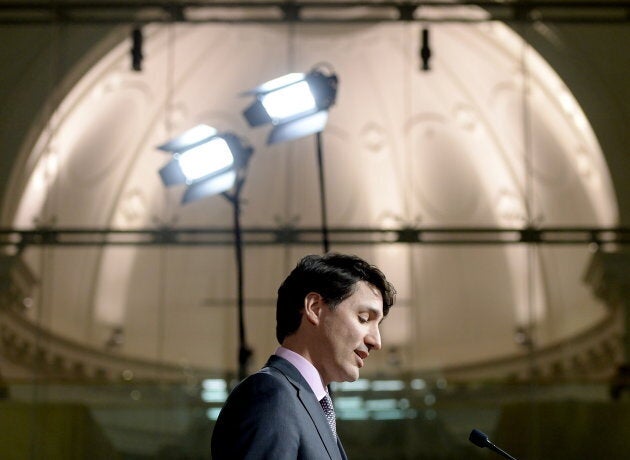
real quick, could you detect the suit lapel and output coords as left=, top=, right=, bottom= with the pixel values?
left=338, top=437, right=348, bottom=460
left=296, top=385, right=341, bottom=460
left=267, top=356, right=341, bottom=460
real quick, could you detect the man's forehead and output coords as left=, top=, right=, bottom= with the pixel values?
left=351, top=282, right=384, bottom=312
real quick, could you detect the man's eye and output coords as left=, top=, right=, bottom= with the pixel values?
left=358, top=316, right=368, bottom=323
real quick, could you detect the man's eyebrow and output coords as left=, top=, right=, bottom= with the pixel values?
left=363, top=305, right=384, bottom=323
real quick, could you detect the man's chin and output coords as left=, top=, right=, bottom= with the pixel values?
left=342, top=368, right=360, bottom=383
left=329, top=364, right=361, bottom=384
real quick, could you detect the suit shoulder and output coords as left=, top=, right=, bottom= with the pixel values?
left=230, top=366, right=296, bottom=401
left=212, top=367, right=308, bottom=459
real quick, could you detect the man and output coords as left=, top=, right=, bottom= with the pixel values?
left=211, top=253, right=396, bottom=459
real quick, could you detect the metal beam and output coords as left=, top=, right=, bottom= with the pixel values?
left=0, top=1, right=628, bottom=25
left=0, top=226, right=629, bottom=247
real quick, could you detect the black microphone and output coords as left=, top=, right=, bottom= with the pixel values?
left=469, top=429, right=518, bottom=460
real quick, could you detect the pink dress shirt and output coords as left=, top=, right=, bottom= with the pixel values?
left=274, top=346, right=328, bottom=401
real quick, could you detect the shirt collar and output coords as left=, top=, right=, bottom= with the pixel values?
left=275, top=346, right=327, bottom=400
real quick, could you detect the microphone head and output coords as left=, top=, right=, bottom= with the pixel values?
left=469, top=429, right=490, bottom=448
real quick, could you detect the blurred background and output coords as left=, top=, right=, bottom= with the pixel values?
left=0, top=1, right=629, bottom=459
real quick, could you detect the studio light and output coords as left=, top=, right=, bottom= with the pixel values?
left=157, top=124, right=253, bottom=204
left=242, top=68, right=338, bottom=144
left=157, top=124, right=255, bottom=379
left=242, top=66, right=339, bottom=253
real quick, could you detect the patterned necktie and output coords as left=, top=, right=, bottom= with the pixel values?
left=319, top=394, right=337, bottom=440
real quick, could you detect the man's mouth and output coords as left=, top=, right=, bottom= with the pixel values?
left=355, top=350, right=368, bottom=367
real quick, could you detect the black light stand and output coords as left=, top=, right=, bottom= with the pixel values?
left=222, top=175, right=252, bottom=381
left=315, top=131, right=330, bottom=253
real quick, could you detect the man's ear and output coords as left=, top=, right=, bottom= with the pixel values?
left=303, top=292, right=324, bottom=326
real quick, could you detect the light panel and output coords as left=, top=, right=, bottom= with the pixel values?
left=177, top=137, right=234, bottom=182
left=242, top=69, right=338, bottom=144
left=260, top=80, right=317, bottom=120
left=157, top=128, right=253, bottom=204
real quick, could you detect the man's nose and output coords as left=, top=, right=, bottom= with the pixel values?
left=366, top=326, right=382, bottom=351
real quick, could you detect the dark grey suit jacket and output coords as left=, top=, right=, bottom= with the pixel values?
left=211, top=355, right=348, bottom=460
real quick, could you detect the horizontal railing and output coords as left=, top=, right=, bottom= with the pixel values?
left=1, top=226, right=629, bottom=247
left=0, top=1, right=629, bottom=25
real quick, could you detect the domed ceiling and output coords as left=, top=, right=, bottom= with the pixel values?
left=2, top=15, right=618, bottom=375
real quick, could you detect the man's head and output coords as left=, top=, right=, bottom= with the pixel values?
left=276, top=253, right=396, bottom=384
